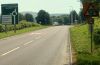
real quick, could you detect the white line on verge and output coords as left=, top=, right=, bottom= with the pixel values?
left=24, top=40, right=33, bottom=45
left=1, top=47, right=20, bottom=56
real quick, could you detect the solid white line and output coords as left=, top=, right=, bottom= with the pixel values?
left=24, top=40, right=33, bottom=45
left=1, top=47, right=20, bottom=56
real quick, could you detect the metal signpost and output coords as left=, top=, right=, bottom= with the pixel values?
left=1, top=4, right=18, bottom=33
left=83, top=2, right=99, bottom=53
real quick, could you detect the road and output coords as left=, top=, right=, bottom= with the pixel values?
left=0, top=26, right=71, bottom=65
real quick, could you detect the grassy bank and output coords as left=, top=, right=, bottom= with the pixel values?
left=0, top=25, right=48, bottom=39
left=70, top=20, right=100, bottom=64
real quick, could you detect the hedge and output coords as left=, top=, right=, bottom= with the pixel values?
left=94, top=28, right=100, bottom=45
left=0, top=20, right=41, bottom=32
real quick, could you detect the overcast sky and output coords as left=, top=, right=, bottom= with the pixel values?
left=0, top=0, right=82, bottom=14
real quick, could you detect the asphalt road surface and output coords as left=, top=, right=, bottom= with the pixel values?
left=0, top=26, right=71, bottom=65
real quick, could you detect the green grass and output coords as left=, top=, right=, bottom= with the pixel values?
left=0, top=26, right=48, bottom=39
left=70, top=19, right=100, bottom=65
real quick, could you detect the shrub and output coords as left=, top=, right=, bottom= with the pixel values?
left=0, top=20, right=41, bottom=32
left=32, top=23, right=41, bottom=27
left=0, top=24, right=5, bottom=32
left=16, top=24, right=22, bottom=30
left=77, top=54, right=100, bottom=65
left=7, top=25, right=14, bottom=31
left=94, top=28, right=100, bottom=45
left=19, top=20, right=33, bottom=28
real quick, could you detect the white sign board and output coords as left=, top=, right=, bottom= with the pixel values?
left=2, top=15, right=12, bottom=25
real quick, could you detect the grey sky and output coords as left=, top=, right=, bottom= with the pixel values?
left=0, top=0, right=82, bottom=14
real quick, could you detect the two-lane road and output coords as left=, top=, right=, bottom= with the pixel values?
left=0, top=26, right=71, bottom=65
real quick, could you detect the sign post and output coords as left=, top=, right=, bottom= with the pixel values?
left=1, top=4, right=18, bottom=33
left=83, top=2, right=99, bottom=53
left=12, top=9, right=18, bottom=33
left=88, top=17, right=94, bottom=53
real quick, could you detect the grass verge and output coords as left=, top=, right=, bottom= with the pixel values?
left=70, top=24, right=100, bottom=65
left=0, top=26, right=48, bottom=39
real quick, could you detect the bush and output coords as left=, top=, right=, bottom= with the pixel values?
left=16, top=24, right=22, bottom=30
left=19, top=21, right=33, bottom=28
left=32, top=23, right=41, bottom=27
left=0, top=20, right=41, bottom=32
left=0, top=24, right=5, bottom=32
left=7, top=25, right=14, bottom=31
left=94, top=28, right=100, bottom=45
left=77, top=54, right=100, bottom=65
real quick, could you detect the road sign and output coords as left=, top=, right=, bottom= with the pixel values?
left=2, top=15, right=12, bottom=24
left=83, top=3, right=99, bottom=17
left=87, top=17, right=94, bottom=24
left=1, top=4, right=18, bottom=25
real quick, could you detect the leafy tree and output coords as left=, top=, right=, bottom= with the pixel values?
left=70, top=10, right=79, bottom=24
left=36, top=10, right=51, bottom=25
left=18, top=13, right=25, bottom=21
left=56, top=16, right=63, bottom=25
left=78, top=9, right=86, bottom=23
left=80, top=0, right=97, bottom=3
left=51, top=15, right=70, bottom=25
left=63, top=15, right=70, bottom=25
left=25, top=13, right=34, bottom=22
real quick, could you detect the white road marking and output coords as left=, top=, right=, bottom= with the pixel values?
left=24, top=40, right=33, bottom=45
left=30, top=33, right=41, bottom=35
left=1, top=47, right=20, bottom=56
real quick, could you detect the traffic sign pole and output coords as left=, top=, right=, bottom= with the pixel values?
left=14, top=15, right=16, bottom=33
left=89, top=24, right=93, bottom=53
left=88, top=17, right=94, bottom=53
left=5, top=25, right=7, bottom=33
left=83, top=2, right=99, bottom=54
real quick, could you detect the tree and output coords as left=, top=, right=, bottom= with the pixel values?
left=63, top=15, right=70, bottom=25
left=70, top=10, right=79, bottom=24
left=18, top=13, right=25, bottom=21
left=56, top=16, right=63, bottom=25
left=25, top=13, right=34, bottom=22
left=78, top=9, right=86, bottom=23
left=80, top=0, right=97, bottom=3
left=36, top=10, right=51, bottom=25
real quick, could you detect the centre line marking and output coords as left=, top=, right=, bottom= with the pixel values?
left=30, top=33, right=41, bottom=35
left=24, top=40, right=33, bottom=45
left=1, top=47, right=20, bottom=56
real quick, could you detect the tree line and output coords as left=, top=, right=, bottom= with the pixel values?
left=16, top=10, right=73, bottom=25
left=0, top=9, right=82, bottom=25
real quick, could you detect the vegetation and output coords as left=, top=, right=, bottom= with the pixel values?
left=51, top=15, right=70, bottom=25
left=18, top=13, right=25, bottom=21
left=36, top=10, right=51, bottom=25
left=0, top=20, right=41, bottom=32
left=70, top=18, right=100, bottom=65
left=0, top=20, right=48, bottom=39
left=70, top=10, right=81, bottom=24
left=25, top=13, right=34, bottom=22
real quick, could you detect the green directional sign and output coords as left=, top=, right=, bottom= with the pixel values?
left=1, top=4, right=18, bottom=25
